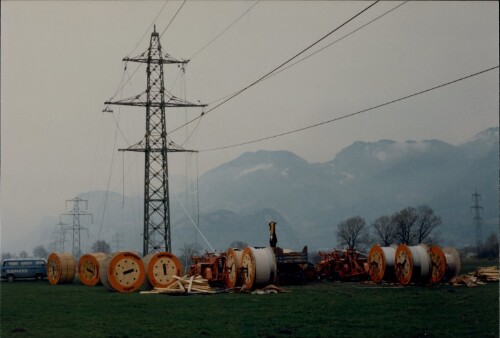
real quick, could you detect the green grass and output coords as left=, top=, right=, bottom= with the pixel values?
left=1, top=262, right=498, bottom=338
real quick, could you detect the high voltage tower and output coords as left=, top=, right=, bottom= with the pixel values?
left=60, top=197, right=93, bottom=258
left=105, top=26, right=206, bottom=256
left=471, top=190, right=484, bottom=251
left=52, top=221, right=68, bottom=252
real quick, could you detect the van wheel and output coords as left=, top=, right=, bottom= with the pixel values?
left=35, top=274, right=43, bottom=281
left=7, top=274, right=15, bottom=282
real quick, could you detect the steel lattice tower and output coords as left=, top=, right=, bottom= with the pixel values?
left=471, top=190, right=484, bottom=251
left=105, top=26, right=206, bottom=256
left=60, top=197, right=93, bottom=258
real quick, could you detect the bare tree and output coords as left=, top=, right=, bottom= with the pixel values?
left=91, top=240, right=111, bottom=254
left=1, top=252, right=13, bottom=260
left=415, top=205, right=442, bottom=244
left=392, top=207, right=419, bottom=245
left=336, top=216, right=370, bottom=250
left=372, top=215, right=396, bottom=246
left=33, top=245, right=49, bottom=259
left=478, top=233, right=499, bottom=259
left=19, top=250, right=28, bottom=258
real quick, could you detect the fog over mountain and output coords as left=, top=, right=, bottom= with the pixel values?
left=21, top=127, right=499, bottom=256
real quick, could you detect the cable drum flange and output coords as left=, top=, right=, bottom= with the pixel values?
left=100, top=251, right=145, bottom=293
left=395, top=244, right=432, bottom=285
left=240, top=247, right=277, bottom=289
left=225, top=248, right=243, bottom=289
left=78, top=253, right=108, bottom=286
left=47, top=252, right=76, bottom=285
left=367, top=245, right=396, bottom=283
left=142, top=252, right=182, bottom=289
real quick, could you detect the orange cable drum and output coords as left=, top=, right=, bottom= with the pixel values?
left=143, top=252, right=182, bottom=289
left=240, top=247, right=276, bottom=289
left=47, top=252, right=76, bottom=285
left=428, top=246, right=446, bottom=284
left=225, top=248, right=243, bottom=288
left=367, top=245, right=396, bottom=283
left=78, top=253, right=108, bottom=286
left=395, top=244, right=431, bottom=285
left=100, top=251, right=145, bottom=293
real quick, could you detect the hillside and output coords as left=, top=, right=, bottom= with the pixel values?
left=28, top=127, right=498, bottom=255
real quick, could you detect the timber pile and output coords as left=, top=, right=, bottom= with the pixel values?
left=449, top=266, right=499, bottom=287
left=449, top=275, right=483, bottom=287
left=471, top=266, right=499, bottom=282
left=140, top=275, right=215, bottom=295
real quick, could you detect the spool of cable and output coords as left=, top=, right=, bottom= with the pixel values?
left=100, top=251, right=145, bottom=293
left=47, top=252, right=76, bottom=285
left=78, top=253, right=107, bottom=286
left=240, top=247, right=277, bottom=289
left=428, top=246, right=446, bottom=284
left=225, top=248, right=243, bottom=288
left=442, top=247, right=461, bottom=281
left=367, top=244, right=396, bottom=283
left=142, top=252, right=182, bottom=289
left=395, top=244, right=432, bottom=285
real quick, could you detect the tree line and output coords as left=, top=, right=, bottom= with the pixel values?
left=336, top=204, right=498, bottom=259
left=336, top=204, right=443, bottom=251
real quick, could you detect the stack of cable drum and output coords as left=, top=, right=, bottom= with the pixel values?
left=367, top=244, right=460, bottom=285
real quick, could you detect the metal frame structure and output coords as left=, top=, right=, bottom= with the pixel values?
left=105, top=26, right=206, bottom=256
left=471, top=190, right=484, bottom=251
left=60, top=197, right=92, bottom=258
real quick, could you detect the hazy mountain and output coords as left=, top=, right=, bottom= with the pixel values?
left=195, top=127, right=498, bottom=249
left=28, top=127, right=498, bottom=256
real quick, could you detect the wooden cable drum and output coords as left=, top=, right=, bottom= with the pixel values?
left=225, top=248, right=243, bottom=288
left=367, top=245, right=396, bottom=283
left=428, top=246, right=446, bottom=284
left=240, top=247, right=277, bottom=289
left=46, top=252, right=76, bottom=285
left=100, top=251, right=145, bottom=293
left=78, top=253, right=108, bottom=286
left=142, top=252, right=182, bottom=289
left=395, top=244, right=432, bottom=285
left=442, top=247, right=461, bottom=281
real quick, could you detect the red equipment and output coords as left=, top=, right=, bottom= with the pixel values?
left=316, top=248, right=369, bottom=281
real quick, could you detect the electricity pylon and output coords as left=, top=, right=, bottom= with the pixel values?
left=471, top=189, right=484, bottom=251
left=60, top=197, right=93, bottom=258
left=105, top=26, right=206, bottom=256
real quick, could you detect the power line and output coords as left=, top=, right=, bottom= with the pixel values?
left=202, top=1, right=407, bottom=108
left=189, top=1, right=260, bottom=60
left=168, top=1, right=380, bottom=135
left=160, top=0, right=187, bottom=39
left=127, top=1, right=169, bottom=58
left=199, top=65, right=499, bottom=152
left=265, top=1, right=409, bottom=81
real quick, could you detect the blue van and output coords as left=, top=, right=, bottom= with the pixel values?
left=1, top=258, right=47, bottom=282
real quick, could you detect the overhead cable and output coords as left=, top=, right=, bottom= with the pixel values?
left=189, top=1, right=260, bottom=60
left=160, top=0, right=187, bottom=39
left=203, top=1, right=407, bottom=107
left=265, top=1, right=409, bottom=80
left=168, top=1, right=379, bottom=135
left=127, top=1, right=169, bottom=58
left=199, top=65, right=499, bottom=152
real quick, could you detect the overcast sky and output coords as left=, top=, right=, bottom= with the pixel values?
left=1, top=1, right=498, bottom=254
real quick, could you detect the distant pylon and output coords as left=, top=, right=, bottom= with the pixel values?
left=60, top=197, right=93, bottom=258
left=471, top=189, right=484, bottom=251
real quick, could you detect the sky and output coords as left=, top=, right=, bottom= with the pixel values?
left=1, top=1, right=498, bottom=254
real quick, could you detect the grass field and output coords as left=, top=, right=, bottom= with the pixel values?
left=1, top=261, right=498, bottom=338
